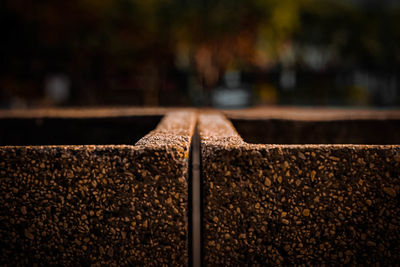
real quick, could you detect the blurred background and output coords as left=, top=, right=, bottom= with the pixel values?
left=1, top=0, right=400, bottom=109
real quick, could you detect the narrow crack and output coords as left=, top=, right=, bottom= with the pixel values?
left=190, top=124, right=201, bottom=267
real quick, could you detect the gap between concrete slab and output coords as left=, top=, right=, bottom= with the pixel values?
left=190, top=124, right=201, bottom=267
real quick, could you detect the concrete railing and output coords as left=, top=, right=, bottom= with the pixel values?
left=1, top=107, right=399, bottom=266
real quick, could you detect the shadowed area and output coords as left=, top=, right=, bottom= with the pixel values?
left=0, top=115, right=162, bottom=146
left=231, top=118, right=400, bottom=144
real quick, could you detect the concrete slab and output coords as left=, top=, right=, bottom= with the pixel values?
left=0, top=109, right=195, bottom=266
left=199, top=110, right=400, bottom=265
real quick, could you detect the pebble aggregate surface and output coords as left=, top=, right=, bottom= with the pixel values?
left=0, top=110, right=195, bottom=266
left=199, top=112, right=400, bottom=265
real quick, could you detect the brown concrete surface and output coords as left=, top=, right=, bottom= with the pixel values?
left=200, top=110, right=400, bottom=265
left=224, top=106, right=400, bottom=121
left=0, top=107, right=173, bottom=118
left=0, top=110, right=195, bottom=266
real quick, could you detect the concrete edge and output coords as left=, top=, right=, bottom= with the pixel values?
left=136, top=110, right=197, bottom=152
left=224, top=107, right=400, bottom=121
left=0, top=107, right=176, bottom=118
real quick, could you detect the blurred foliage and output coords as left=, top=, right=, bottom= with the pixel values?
left=297, top=0, right=400, bottom=69
left=0, top=0, right=311, bottom=70
left=0, top=0, right=399, bottom=106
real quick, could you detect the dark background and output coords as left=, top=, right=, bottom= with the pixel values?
left=1, top=0, right=399, bottom=108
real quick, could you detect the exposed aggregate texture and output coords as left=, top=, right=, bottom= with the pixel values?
left=199, top=113, right=400, bottom=266
left=0, top=111, right=195, bottom=266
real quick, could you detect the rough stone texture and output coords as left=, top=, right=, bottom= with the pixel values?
left=199, top=112, right=400, bottom=266
left=0, top=110, right=195, bottom=266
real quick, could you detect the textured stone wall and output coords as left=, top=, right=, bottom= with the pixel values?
left=200, top=113, right=400, bottom=265
left=0, top=110, right=195, bottom=266
left=2, top=108, right=399, bottom=265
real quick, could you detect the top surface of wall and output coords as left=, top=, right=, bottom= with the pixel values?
left=224, top=106, right=400, bottom=121
left=0, top=107, right=171, bottom=118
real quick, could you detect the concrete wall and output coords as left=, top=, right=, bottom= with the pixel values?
left=0, top=110, right=195, bottom=266
left=200, top=112, right=400, bottom=265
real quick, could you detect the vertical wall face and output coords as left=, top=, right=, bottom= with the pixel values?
left=0, top=110, right=195, bottom=266
left=199, top=113, right=400, bottom=265
left=0, top=146, right=188, bottom=265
